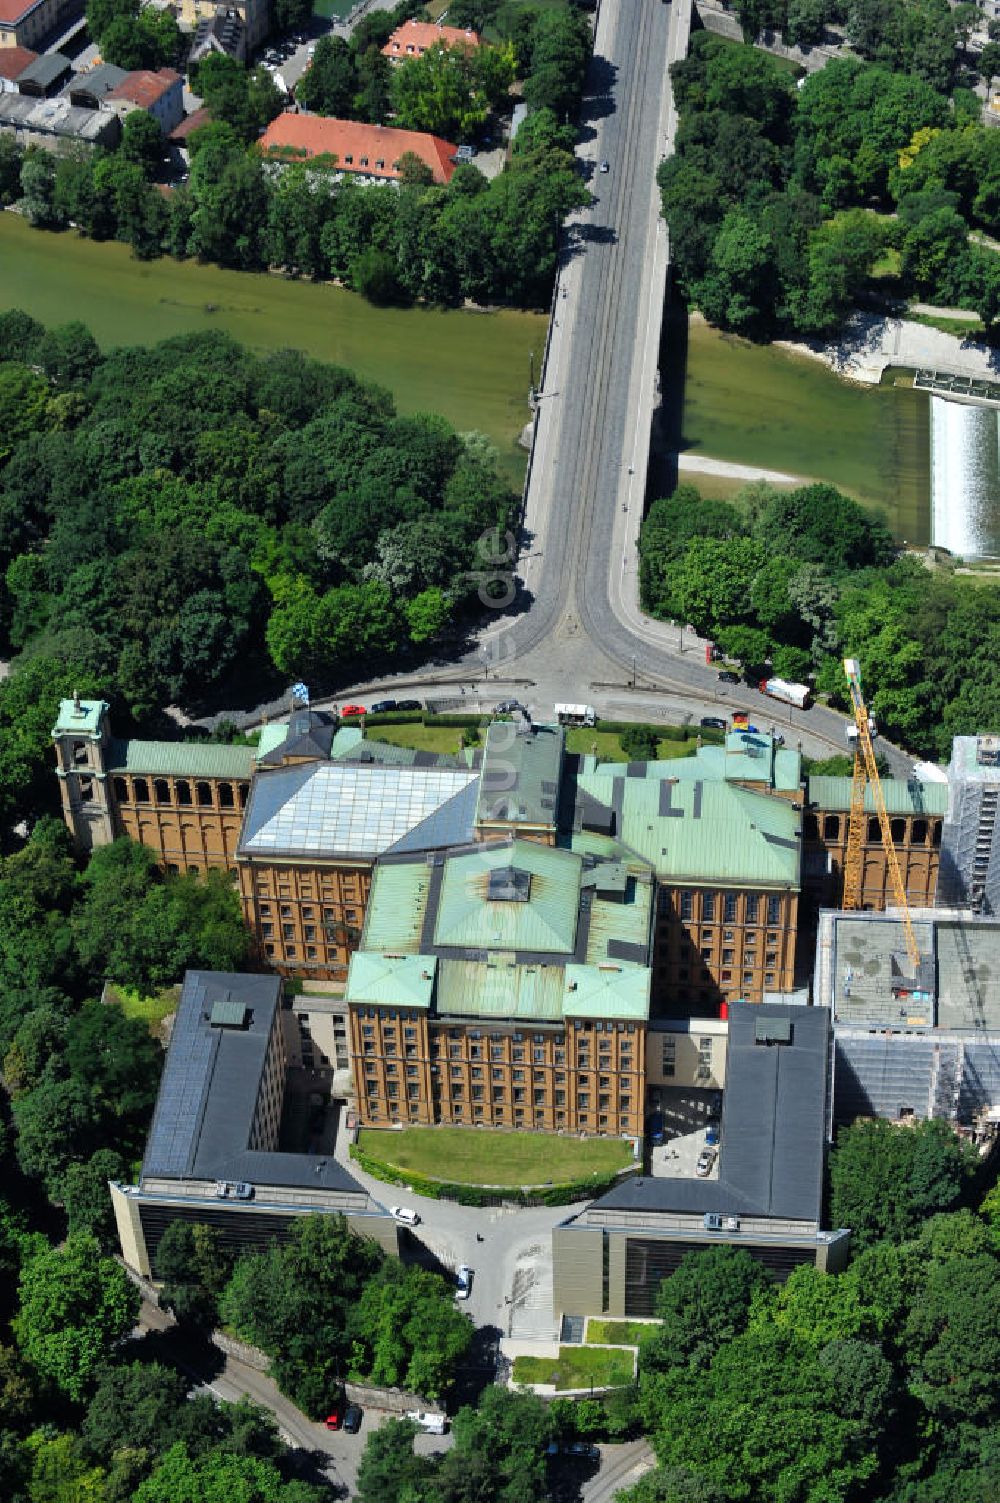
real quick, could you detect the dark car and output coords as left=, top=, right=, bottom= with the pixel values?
left=647, top=1110, right=664, bottom=1146
left=369, top=699, right=397, bottom=714
left=495, top=699, right=525, bottom=714
left=343, top=1404, right=363, bottom=1434
left=700, top=716, right=727, bottom=731
left=718, top=671, right=740, bottom=684
left=396, top=699, right=423, bottom=711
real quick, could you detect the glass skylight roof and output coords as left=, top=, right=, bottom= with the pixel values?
left=241, top=764, right=478, bottom=856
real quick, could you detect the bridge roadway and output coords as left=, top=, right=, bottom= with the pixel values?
left=468, top=0, right=913, bottom=776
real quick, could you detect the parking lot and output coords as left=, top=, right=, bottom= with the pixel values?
left=647, top=1087, right=722, bottom=1180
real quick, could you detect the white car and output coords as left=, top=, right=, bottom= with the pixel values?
left=389, top=1205, right=420, bottom=1226
left=455, top=1264, right=473, bottom=1299
left=406, top=1410, right=447, bottom=1434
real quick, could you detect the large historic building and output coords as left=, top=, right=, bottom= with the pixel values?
left=52, top=699, right=971, bottom=1079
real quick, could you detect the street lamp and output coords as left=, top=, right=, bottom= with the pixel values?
left=631, top=656, right=636, bottom=689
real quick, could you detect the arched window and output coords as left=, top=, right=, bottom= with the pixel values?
left=154, top=779, right=171, bottom=806
left=804, top=814, right=818, bottom=839
left=218, top=782, right=234, bottom=808
left=176, top=780, right=192, bottom=806
left=79, top=778, right=94, bottom=804
left=823, top=814, right=840, bottom=840
left=134, top=778, right=150, bottom=804
left=113, top=777, right=128, bottom=803
left=890, top=818, right=905, bottom=844
left=238, top=783, right=249, bottom=808
left=72, top=741, right=88, bottom=766
left=932, top=821, right=942, bottom=847
left=867, top=817, right=880, bottom=843
left=196, top=781, right=213, bottom=807
left=912, top=819, right=927, bottom=844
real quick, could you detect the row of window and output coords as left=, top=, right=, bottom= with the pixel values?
left=672, top=891, right=784, bottom=925
left=112, top=776, right=248, bottom=810
left=366, top=1102, right=634, bottom=1131
left=805, top=813, right=941, bottom=845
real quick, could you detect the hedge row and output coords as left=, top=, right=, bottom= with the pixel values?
left=349, top=1146, right=630, bottom=1208
left=593, top=719, right=726, bottom=745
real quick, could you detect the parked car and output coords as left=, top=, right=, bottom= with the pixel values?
left=340, top=704, right=367, bottom=716
left=343, top=1403, right=363, bottom=1434
left=705, top=1125, right=720, bottom=1146
left=390, top=1205, right=420, bottom=1226
left=369, top=699, right=397, bottom=713
left=494, top=699, right=524, bottom=714
left=700, top=716, right=727, bottom=731
left=647, top=1110, right=664, bottom=1146
left=598, top=159, right=609, bottom=172
left=718, top=671, right=740, bottom=684
left=396, top=698, right=423, bottom=711
left=709, top=1092, right=723, bottom=1119
left=405, top=1411, right=447, bottom=1434
left=324, top=1403, right=344, bottom=1430
left=696, top=1148, right=717, bottom=1177
left=455, top=1264, right=473, bottom=1299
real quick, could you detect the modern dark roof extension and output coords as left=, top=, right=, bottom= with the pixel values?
left=142, top=970, right=361, bottom=1195
left=592, top=1004, right=829, bottom=1224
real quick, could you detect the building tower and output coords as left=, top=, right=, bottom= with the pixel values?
left=937, top=735, right=1000, bottom=914
left=51, top=694, right=117, bottom=850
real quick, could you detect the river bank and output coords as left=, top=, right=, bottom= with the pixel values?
left=0, top=211, right=544, bottom=482
left=776, top=310, right=1000, bottom=387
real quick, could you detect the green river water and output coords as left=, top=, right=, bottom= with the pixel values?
left=667, top=312, right=933, bottom=544
left=0, top=211, right=543, bottom=482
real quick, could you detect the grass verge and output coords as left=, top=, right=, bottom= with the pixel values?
left=513, top=1345, right=636, bottom=1390
left=357, top=1126, right=632, bottom=1187
left=366, top=723, right=470, bottom=755
left=106, top=983, right=179, bottom=1036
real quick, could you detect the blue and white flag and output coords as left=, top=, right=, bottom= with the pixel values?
left=290, top=682, right=310, bottom=706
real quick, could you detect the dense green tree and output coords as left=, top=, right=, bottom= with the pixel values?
left=352, top=1264, right=473, bottom=1399
left=355, top=1419, right=432, bottom=1503
left=643, top=1245, right=770, bottom=1375
left=753, top=483, right=894, bottom=571
left=61, top=1148, right=129, bottom=1240
left=15, top=1235, right=139, bottom=1402
left=120, top=110, right=165, bottom=178
left=829, top=1117, right=978, bottom=1249
left=438, top=1387, right=554, bottom=1503
left=81, top=1360, right=188, bottom=1462
left=19, top=151, right=62, bottom=229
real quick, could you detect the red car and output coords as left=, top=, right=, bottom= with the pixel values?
left=340, top=705, right=367, bottom=717
left=325, top=1406, right=344, bottom=1430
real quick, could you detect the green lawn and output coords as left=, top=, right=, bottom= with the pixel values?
left=0, top=212, right=543, bottom=485
left=586, top=1319, right=659, bottom=1346
left=513, top=1345, right=636, bottom=1390
left=107, top=983, right=179, bottom=1037
left=563, top=728, right=700, bottom=762
left=908, top=311, right=985, bottom=337
left=358, top=1127, right=633, bottom=1186
left=366, top=723, right=473, bottom=755
left=313, top=0, right=352, bottom=15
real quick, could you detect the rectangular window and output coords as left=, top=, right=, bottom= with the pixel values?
left=578, top=1093, right=589, bottom=1108
left=724, top=893, right=737, bottom=922
left=680, top=890, right=693, bottom=920
left=513, top=1069, right=524, bottom=1082
left=703, top=893, right=715, bottom=921
left=767, top=897, right=781, bottom=925
left=746, top=894, right=759, bottom=923
left=722, top=949, right=734, bottom=964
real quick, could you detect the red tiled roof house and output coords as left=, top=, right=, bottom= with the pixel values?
left=106, top=67, right=183, bottom=134
left=258, top=114, right=458, bottom=186
left=382, top=18, right=479, bottom=63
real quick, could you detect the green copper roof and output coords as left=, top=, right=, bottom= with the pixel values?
left=435, top=956, right=566, bottom=1020
left=345, top=952, right=436, bottom=1010
left=106, top=739, right=256, bottom=780
left=52, top=698, right=107, bottom=738
left=577, top=771, right=801, bottom=888
left=476, top=721, right=564, bottom=829
left=586, top=876, right=653, bottom=967
left=433, top=841, right=581, bottom=954
left=583, top=733, right=801, bottom=794
left=361, top=862, right=432, bottom=953
left=563, top=964, right=650, bottom=1020
left=257, top=723, right=290, bottom=758
left=807, top=775, right=949, bottom=816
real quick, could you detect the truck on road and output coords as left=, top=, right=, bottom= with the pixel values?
left=555, top=703, right=597, bottom=727
left=759, top=678, right=811, bottom=710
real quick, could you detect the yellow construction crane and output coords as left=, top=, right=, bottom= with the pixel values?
left=842, top=657, right=921, bottom=970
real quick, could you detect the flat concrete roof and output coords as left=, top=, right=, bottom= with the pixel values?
left=816, top=909, right=1000, bottom=1032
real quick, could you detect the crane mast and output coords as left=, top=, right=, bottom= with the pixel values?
left=842, top=658, right=921, bottom=970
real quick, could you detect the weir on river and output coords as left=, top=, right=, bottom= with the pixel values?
left=930, top=397, right=1000, bottom=559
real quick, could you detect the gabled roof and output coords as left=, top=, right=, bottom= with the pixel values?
left=106, top=738, right=255, bottom=780
left=259, top=112, right=458, bottom=185
left=238, top=761, right=477, bottom=859
left=257, top=709, right=336, bottom=767
left=107, top=68, right=181, bottom=109
left=0, top=0, right=40, bottom=24
left=382, top=18, right=480, bottom=57
left=0, top=46, right=37, bottom=81
left=574, top=769, right=801, bottom=888
left=807, top=775, right=948, bottom=816
left=476, top=721, right=564, bottom=830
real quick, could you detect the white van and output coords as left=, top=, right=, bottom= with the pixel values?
left=406, top=1410, right=447, bottom=1434
left=555, top=703, right=596, bottom=727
